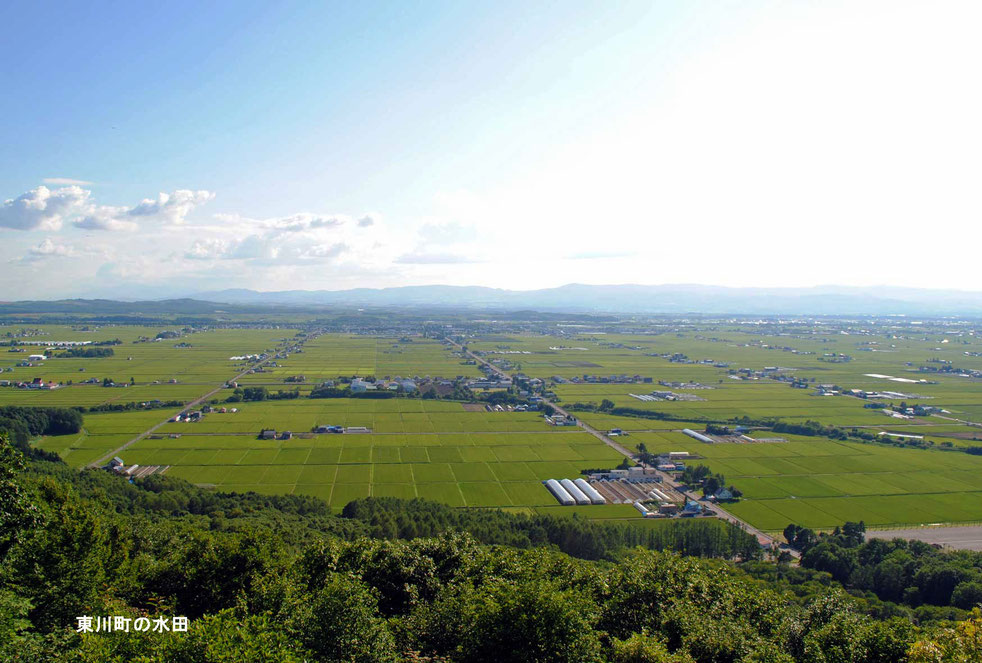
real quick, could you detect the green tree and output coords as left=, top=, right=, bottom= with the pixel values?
left=285, top=573, right=396, bottom=663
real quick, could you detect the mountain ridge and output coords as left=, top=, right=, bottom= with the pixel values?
left=185, top=283, right=982, bottom=315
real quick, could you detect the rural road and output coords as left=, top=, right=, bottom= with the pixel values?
left=86, top=357, right=272, bottom=469
left=444, top=337, right=780, bottom=550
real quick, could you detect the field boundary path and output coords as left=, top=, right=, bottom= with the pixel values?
left=443, top=337, right=780, bottom=550
left=87, top=357, right=271, bottom=469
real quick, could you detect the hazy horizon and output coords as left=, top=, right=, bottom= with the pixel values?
left=2, top=1, right=980, bottom=298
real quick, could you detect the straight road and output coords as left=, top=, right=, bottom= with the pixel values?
left=86, top=359, right=269, bottom=469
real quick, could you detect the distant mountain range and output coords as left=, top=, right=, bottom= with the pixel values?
left=186, top=284, right=982, bottom=316
left=5, top=284, right=982, bottom=316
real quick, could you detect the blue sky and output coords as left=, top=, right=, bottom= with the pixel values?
left=1, top=1, right=980, bottom=298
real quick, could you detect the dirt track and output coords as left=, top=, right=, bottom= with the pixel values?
left=869, top=526, right=982, bottom=551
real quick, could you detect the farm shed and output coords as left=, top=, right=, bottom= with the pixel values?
left=574, top=478, right=606, bottom=504
left=543, top=479, right=575, bottom=506
left=560, top=479, right=591, bottom=505
left=682, top=429, right=714, bottom=443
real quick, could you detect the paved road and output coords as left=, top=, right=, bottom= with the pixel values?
left=86, top=359, right=270, bottom=469
left=869, top=525, right=982, bottom=551
left=445, top=337, right=780, bottom=550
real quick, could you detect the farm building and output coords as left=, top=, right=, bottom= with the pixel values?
left=682, top=429, right=714, bottom=443
left=559, top=478, right=591, bottom=505
left=543, top=479, right=575, bottom=505
left=544, top=414, right=577, bottom=426
left=350, top=378, right=376, bottom=393
left=574, top=478, right=606, bottom=504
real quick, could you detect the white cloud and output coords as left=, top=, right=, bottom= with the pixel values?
left=395, top=251, right=482, bottom=264
left=299, top=242, right=348, bottom=259
left=566, top=250, right=635, bottom=260
left=28, top=237, right=76, bottom=258
left=0, top=185, right=91, bottom=231
left=357, top=215, right=376, bottom=227
left=185, top=238, right=232, bottom=260
left=127, top=190, right=215, bottom=224
left=418, top=221, right=477, bottom=245
left=185, top=234, right=349, bottom=262
left=73, top=206, right=138, bottom=232
left=265, top=213, right=344, bottom=235
left=43, top=177, right=93, bottom=186
left=0, top=185, right=214, bottom=233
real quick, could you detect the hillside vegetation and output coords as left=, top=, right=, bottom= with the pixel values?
left=1, top=435, right=981, bottom=662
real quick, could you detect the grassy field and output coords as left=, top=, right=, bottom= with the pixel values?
left=631, top=430, right=982, bottom=531
left=14, top=321, right=982, bottom=529
left=116, top=421, right=624, bottom=508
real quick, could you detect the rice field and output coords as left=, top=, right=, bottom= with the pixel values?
left=14, top=322, right=982, bottom=527
left=632, top=430, right=982, bottom=531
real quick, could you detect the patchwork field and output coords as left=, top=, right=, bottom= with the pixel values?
left=118, top=424, right=624, bottom=508
left=633, top=430, right=982, bottom=531
left=12, top=319, right=982, bottom=530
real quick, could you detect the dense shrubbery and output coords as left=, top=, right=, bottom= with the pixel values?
left=227, top=386, right=301, bottom=402
left=1, top=437, right=979, bottom=661
left=80, top=400, right=185, bottom=413
left=341, top=497, right=760, bottom=560
left=310, top=386, right=396, bottom=399
left=0, top=406, right=83, bottom=453
left=58, top=347, right=114, bottom=358
left=786, top=521, right=982, bottom=617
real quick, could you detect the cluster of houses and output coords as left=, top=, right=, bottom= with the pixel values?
left=658, top=380, right=713, bottom=389
left=644, top=352, right=730, bottom=368
left=557, top=374, right=652, bottom=385
left=544, top=413, right=577, bottom=426
left=587, top=466, right=662, bottom=482
left=350, top=377, right=418, bottom=393
left=2, top=377, right=60, bottom=390
left=258, top=425, right=372, bottom=439
left=260, top=429, right=294, bottom=440
left=171, top=405, right=237, bottom=423
left=629, top=390, right=705, bottom=403
left=172, top=410, right=203, bottom=423
left=484, top=403, right=533, bottom=412
left=466, top=378, right=512, bottom=390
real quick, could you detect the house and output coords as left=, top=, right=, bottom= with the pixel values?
left=28, top=354, right=46, bottom=361
left=281, top=431, right=292, bottom=440
left=260, top=429, right=277, bottom=440
left=350, top=378, right=376, bottom=393
left=714, top=487, right=734, bottom=501
left=682, top=500, right=702, bottom=516
left=344, top=426, right=371, bottom=434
